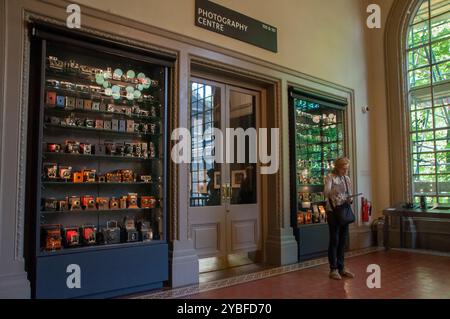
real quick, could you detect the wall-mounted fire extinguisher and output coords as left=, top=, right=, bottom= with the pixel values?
left=362, top=197, right=371, bottom=223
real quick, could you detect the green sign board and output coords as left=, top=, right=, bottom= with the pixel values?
left=195, top=0, right=278, bottom=53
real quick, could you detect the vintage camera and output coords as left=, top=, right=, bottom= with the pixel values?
left=115, top=144, right=125, bottom=156
left=96, top=197, right=110, bottom=210
left=84, top=119, right=94, bottom=128
left=44, top=198, right=58, bottom=211
left=43, top=163, right=58, bottom=180
left=141, top=143, right=148, bottom=158
left=112, top=119, right=119, bottom=131
left=132, top=106, right=140, bottom=114
left=140, top=175, right=152, bottom=183
left=84, top=99, right=93, bottom=111
left=81, top=195, right=96, bottom=210
left=95, top=120, right=104, bottom=130
left=58, top=166, right=72, bottom=181
left=75, top=98, right=84, bottom=110
left=104, top=141, right=115, bottom=155
left=46, top=91, right=57, bottom=105
left=126, top=120, right=135, bottom=133
left=58, top=198, right=69, bottom=211
left=107, top=104, right=115, bottom=113
left=80, top=225, right=97, bottom=246
left=65, top=140, right=80, bottom=154
left=119, top=196, right=127, bottom=209
left=140, top=196, right=157, bottom=209
left=49, top=116, right=61, bottom=125
left=137, top=221, right=153, bottom=242
left=56, top=96, right=65, bottom=108
left=104, top=120, right=112, bottom=131
left=47, top=56, right=64, bottom=71
left=127, top=193, right=139, bottom=209
left=64, top=226, right=80, bottom=248
left=65, top=60, right=80, bottom=74
left=65, top=97, right=76, bottom=110
left=149, top=142, right=156, bottom=158
left=69, top=196, right=82, bottom=211
left=97, top=175, right=107, bottom=183
left=106, top=171, right=122, bottom=183
left=119, top=120, right=126, bottom=132
left=110, top=197, right=119, bottom=210
left=122, top=216, right=138, bottom=243
left=297, top=212, right=305, bottom=225
left=83, top=169, right=96, bottom=183
left=124, top=144, right=134, bottom=157
left=99, top=221, right=121, bottom=245
left=73, top=172, right=84, bottom=183
left=140, top=110, right=149, bottom=117
left=134, top=123, right=141, bottom=133
left=64, top=116, right=76, bottom=127
left=47, top=143, right=62, bottom=153
left=90, top=86, right=103, bottom=96
left=80, top=143, right=92, bottom=155
left=96, top=143, right=106, bottom=155
left=41, top=224, right=62, bottom=251
left=92, top=101, right=100, bottom=111
left=133, top=143, right=142, bottom=157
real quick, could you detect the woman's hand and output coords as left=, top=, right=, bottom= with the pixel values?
left=346, top=197, right=353, bottom=204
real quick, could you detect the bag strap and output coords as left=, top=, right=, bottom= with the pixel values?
left=342, top=176, right=349, bottom=195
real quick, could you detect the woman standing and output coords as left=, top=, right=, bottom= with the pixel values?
left=324, top=157, right=355, bottom=280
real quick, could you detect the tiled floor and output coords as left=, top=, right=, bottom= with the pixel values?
left=187, top=250, right=450, bottom=299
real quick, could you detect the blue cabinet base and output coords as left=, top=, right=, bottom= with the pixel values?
left=35, top=243, right=168, bottom=299
left=295, top=224, right=329, bottom=262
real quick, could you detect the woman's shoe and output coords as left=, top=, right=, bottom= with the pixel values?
left=339, top=269, right=355, bottom=278
left=329, top=269, right=342, bottom=280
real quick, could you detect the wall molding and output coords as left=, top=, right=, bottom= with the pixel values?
left=384, top=0, right=421, bottom=205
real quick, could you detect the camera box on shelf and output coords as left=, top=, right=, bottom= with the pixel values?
left=99, top=221, right=121, bottom=245
left=122, top=216, right=139, bottom=243
left=41, top=224, right=62, bottom=251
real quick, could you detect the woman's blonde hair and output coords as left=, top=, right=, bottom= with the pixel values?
left=332, top=157, right=350, bottom=175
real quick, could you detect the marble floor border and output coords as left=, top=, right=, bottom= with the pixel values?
left=132, top=246, right=384, bottom=299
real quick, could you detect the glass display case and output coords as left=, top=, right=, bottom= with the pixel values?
left=26, top=24, right=172, bottom=298
left=289, top=88, right=347, bottom=260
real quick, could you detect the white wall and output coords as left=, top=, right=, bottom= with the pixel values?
left=73, top=0, right=394, bottom=220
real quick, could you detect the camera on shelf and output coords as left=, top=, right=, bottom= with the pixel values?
left=65, top=140, right=80, bottom=154
left=99, top=221, right=121, bottom=245
left=80, top=225, right=97, bottom=246
left=41, top=224, right=62, bottom=251
left=120, top=196, right=127, bottom=209
left=96, top=197, right=110, bottom=210
left=81, top=195, right=96, bottom=210
left=121, top=169, right=135, bottom=183
left=122, top=216, right=138, bottom=243
left=137, top=221, right=153, bottom=242
left=127, top=193, right=139, bottom=209
left=69, top=196, right=82, bottom=211
left=47, top=143, right=61, bottom=153
left=73, top=171, right=84, bottom=183
left=83, top=169, right=96, bottom=183
left=44, top=198, right=58, bottom=211
left=63, top=226, right=80, bottom=248
left=47, top=56, right=64, bottom=71
left=58, top=166, right=72, bottom=181
left=43, top=163, right=58, bottom=180
left=110, top=197, right=119, bottom=210
left=106, top=171, right=122, bottom=183
left=140, top=196, right=157, bottom=209
left=79, top=143, right=92, bottom=155
left=58, top=198, right=69, bottom=211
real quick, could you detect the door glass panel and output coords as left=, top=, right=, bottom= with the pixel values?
left=190, top=82, right=221, bottom=207
left=229, top=90, right=257, bottom=205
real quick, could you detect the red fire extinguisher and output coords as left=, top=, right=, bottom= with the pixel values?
left=362, top=197, right=370, bottom=223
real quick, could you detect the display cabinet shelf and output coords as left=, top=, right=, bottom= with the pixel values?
left=44, top=105, right=161, bottom=122
left=25, top=24, right=171, bottom=298
left=43, top=152, right=160, bottom=162
left=44, top=123, right=162, bottom=138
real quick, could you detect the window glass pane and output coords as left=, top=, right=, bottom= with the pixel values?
left=431, top=40, right=450, bottom=64
left=438, top=196, right=450, bottom=204
left=430, top=10, right=450, bottom=41
left=413, top=152, right=436, bottom=174
left=432, top=61, right=450, bottom=84
left=413, top=174, right=436, bottom=194
left=408, top=46, right=431, bottom=70
left=413, top=0, right=430, bottom=24
left=430, top=0, right=449, bottom=18
left=411, top=109, right=434, bottom=131
left=434, top=106, right=449, bottom=128
left=409, top=66, right=431, bottom=88
left=408, top=21, right=430, bottom=48
left=438, top=174, right=450, bottom=195
left=433, top=82, right=450, bottom=106
left=409, top=87, right=433, bottom=111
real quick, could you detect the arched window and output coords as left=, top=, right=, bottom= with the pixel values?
left=407, top=0, right=450, bottom=205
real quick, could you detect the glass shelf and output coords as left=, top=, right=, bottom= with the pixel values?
left=44, top=105, right=161, bottom=122
left=44, top=123, right=161, bottom=138
left=41, top=208, right=158, bottom=214
left=43, top=152, right=159, bottom=162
